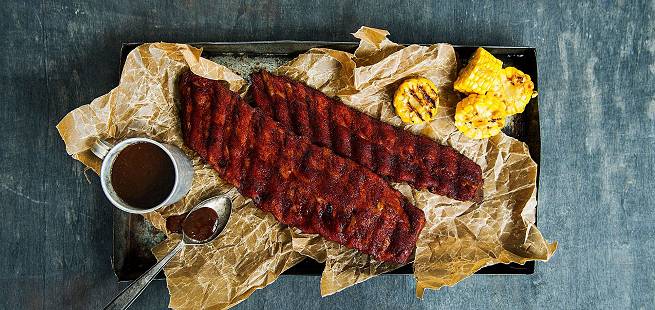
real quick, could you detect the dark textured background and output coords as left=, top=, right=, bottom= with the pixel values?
left=1, top=1, right=653, bottom=309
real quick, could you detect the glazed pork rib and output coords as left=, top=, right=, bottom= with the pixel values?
left=179, top=71, right=425, bottom=264
left=250, top=70, right=483, bottom=202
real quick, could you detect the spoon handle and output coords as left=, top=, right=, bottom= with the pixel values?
left=104, top=241, right=185, bottom=310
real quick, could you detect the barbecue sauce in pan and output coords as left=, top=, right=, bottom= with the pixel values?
left=111, top=142, right=176, bottom=209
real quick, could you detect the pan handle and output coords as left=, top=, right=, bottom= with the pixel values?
left=90, top=139, right=115, bottom=160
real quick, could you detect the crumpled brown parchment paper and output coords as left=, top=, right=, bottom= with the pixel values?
left=57, top=27, right=556, bottom=309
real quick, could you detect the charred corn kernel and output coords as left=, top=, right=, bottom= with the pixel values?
left=393, top=77, right=440, bottom=124
left=489, top=67, right=537, bottom=115
left=455, top=94, right=507, bottom=139
left=454, top=48, right=503, bottom=95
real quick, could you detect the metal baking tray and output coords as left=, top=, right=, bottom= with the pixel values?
left=113, top=42, right=540, bottom=281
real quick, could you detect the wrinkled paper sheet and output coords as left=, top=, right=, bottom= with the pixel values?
left=57, top=27, right=556, bottom=309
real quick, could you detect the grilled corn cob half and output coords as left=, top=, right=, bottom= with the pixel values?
left=455, top=94, right=507, bottom=139
left=454, top=48, right=503, bottom=95
left=489, top=67, right=537, bottom=115
left=393, top=77, right=440, bottom=124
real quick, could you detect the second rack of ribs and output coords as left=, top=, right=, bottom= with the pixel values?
left=250, top=70, right=483, bottom=202
left=179, top=71, right=425, bottom=264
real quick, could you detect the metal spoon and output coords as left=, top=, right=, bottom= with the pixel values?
left=103, top=196, right=232, bottom=310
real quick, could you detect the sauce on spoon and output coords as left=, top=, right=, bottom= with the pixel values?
left=182, top=207, right=219, bottom=241
left=166, top=207, right=219, bottom=242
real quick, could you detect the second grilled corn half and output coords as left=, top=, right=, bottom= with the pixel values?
left=455, top=94, right=507, bottom=140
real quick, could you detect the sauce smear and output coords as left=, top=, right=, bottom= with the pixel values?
left=111, top=142, right=175, bottom=209
left=166, top=213, right=187, bottom=234
left=182, top=207, right=219, bottom=241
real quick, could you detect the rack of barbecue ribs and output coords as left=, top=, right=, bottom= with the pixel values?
left=179, top=70, right=426, bottom=264
left=250, top=70, right=483, bottom=202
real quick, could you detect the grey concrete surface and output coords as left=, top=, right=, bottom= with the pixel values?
left=1, top=1, right=653, bottom=309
